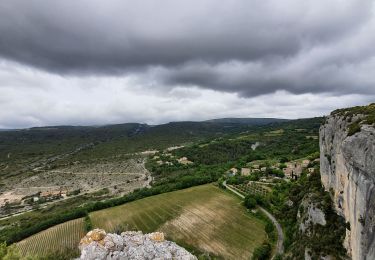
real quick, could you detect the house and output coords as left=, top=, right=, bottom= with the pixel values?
left=293, top=165, right=303, bottom=177
left=166, top=145, right=184, bottom=151
left=283, top=162, right=302, bottom=179
left=260, top=167, right=267, bottom=172
left=302, top=160, right=310, bottom=168
left=308, top=168, right=315, bottom=173
left=252, top=164, right=260, bottom=169
left=177, top=157, right=193, bottom=165
left=283, top=167, right=293, bottom=178
left=40, top=190, right=62, bottom=199
left=314, top=158, right=320, bottom=163
left=286, top=162, right=295, bottom=168
left=229, top=168, right=238, bottom=175
left=227, top=168, right=238, bottom=177
left=140, top=150, right=158, bottom=155
left=252, top=169, right=260, bottom=173
left=241, top=168, right=251, bottom=176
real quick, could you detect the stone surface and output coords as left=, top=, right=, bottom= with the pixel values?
left=298, top=195, right=326, bottom=234
left=320, top=114, right=375, bottom=260
left=78, top=230, right=197, bottom=260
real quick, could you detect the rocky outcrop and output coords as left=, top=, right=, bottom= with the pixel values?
left=298, top=194, right=327, bottom=234
left=320, top=112, right=375, bottom=260
left=78, top=229, right=197, bottom=260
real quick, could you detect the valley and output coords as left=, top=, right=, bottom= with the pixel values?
left=0, top=106, right=373, bottom=260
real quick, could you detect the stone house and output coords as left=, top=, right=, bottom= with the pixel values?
left=177, top=157, right=193, bottom=165
left=228, top=168, right=238, bottom=175
left=302, top=159, right=310, bottom=168
left=241, top=168, right=251, bottom=176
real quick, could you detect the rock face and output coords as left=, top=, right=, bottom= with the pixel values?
left=298, top=194, right=327, bottom=234
left=320, top=114, right=375, bottom=260
left=79, top=229, right=197, bottom=260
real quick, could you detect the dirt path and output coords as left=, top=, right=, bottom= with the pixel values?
left=223, top=181, right=284, bottom=258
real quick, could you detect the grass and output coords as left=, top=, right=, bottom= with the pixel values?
left=89, top=184, right=266, bottom=259
left=16, top=218, right=85, bottom=257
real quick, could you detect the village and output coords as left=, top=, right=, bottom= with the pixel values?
left=226, top=157, right=319, bottom=181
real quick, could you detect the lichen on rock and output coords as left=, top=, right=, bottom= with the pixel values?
left=78, top=229, right=197, bottom=260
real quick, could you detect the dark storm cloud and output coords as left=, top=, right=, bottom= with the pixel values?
left=0, top=0, right=374, bottom=97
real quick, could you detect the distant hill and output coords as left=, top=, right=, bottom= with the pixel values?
left=204, top=118, right=289, bottom=125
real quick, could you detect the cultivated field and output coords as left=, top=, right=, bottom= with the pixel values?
left=15, top=185, right=266, bottom=259
left=16, top=218, right=85, bottom=257
left=90, top=184, right=266, bottom=259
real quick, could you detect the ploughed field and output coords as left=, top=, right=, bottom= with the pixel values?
left=17, top=184, right=266, bottom=259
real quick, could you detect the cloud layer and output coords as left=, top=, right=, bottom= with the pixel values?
left=0, top=0, right=374, bottom=127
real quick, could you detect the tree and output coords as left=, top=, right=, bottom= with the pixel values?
left=244, top=195, right=257, bottom=209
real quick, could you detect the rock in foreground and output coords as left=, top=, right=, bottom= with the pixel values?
left=79, top=229, right=197, bottom=260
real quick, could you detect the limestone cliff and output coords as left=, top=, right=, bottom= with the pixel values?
left=320, top=106, right=375, bottom=260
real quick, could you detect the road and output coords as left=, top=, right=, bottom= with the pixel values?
left=223, top=181, right=284, bottom=257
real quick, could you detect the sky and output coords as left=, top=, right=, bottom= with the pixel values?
left=0, top=0, right=374, bottom=128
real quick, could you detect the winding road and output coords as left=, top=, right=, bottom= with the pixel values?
left=223, top=181, right=284, bottom=257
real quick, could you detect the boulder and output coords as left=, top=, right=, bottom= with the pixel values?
left=78, top=230, right=197, bottom=260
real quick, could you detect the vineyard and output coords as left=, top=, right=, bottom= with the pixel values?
left=89, top=184, right=266, bottom=259
left=231, top=182, right=271, bottom=196
left=16, top=218, right=85, bottom=257
left=15, top=185, right=266, bottom=259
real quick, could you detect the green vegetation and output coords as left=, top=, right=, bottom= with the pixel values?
left=1, top=242, right=80, bottom=260
left=260, top=170, right=347, bottom=259
left=332, top=103, right=375, bottom=136
left=251, top=242, right=272, bottom=260
left=83, top=215, right=92, bottom=232
left=244, top=195, right=257, bottom=209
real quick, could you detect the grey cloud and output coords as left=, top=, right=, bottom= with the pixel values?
left=0, top=0, right=374, bottom=97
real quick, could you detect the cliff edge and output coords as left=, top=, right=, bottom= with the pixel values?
left=78, top=229, right=197, bottom=260
left=320, top=104, right=375, bottom=260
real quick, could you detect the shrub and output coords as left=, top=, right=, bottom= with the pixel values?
left=244, top=195, right=257, bottom=209
left=84, top=215, right=92, bottom=232
left=252, top=242, right=271, bottom=260
left=348, top=121, right=361, bottom=136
